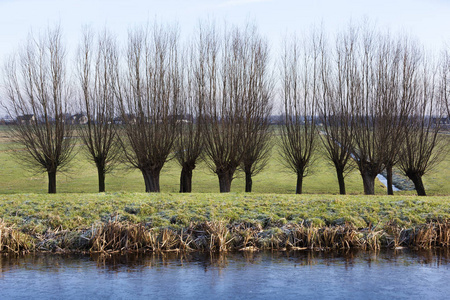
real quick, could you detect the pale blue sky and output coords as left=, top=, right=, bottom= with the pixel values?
left=1, top=0, right=450, bottom=59
left=1, top=0, right=450, bottom=114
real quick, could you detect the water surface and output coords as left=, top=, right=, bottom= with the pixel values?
left=0, top=250, right=449, bottom=299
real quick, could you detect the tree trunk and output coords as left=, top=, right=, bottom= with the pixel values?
left=361, top=170, right=376, bottom=195
left=47, top=170, right=56, bottom=194
left=335, top=166, right=346, bottom=195
left=141, top=169, right=161, bottom=193
left=386, top=164, right=394, bottom=195
left=296, top=172, right=303, bottom=194
left=407, top=173, right=426, bottom=196
left=218, top=170, right=233, bottom=193
left=97, top=165, right=106, bottom=193
left=179, top=166, right=193, bottom=193
left=245, top=171, right=253, bottom=193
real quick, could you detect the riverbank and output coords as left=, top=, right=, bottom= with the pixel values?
left=1, top=193, right=449, bottom=253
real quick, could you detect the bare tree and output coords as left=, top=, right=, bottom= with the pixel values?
left=174, top=43, right=204, bottom=193
left=2, top=27, right=74, bottom=193
left=397, top=59, right=447, bottom=196
left=201, top=25, right=251, bottom=193
left=280, top=32, right=321, bottom=194
left=115, top=24, right=180, bottom=192
left=77, top=29, right=120, bottom=192
left=379, top=38, right=420, bottom=195
left=239, top=27, right=273, bottom=193
left=318, top=28, right=357, bottom=195
left=348, top=29, right=413, bottom=195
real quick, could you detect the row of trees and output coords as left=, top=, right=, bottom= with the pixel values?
left=281, top=26, right=448, bottom=196
left=2, top=23, right=448, bottom=195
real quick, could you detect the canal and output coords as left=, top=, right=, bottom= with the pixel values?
left=0, top=250, right=448, bottom=299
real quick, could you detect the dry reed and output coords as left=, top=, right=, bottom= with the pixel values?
left=1, top=219, right=450, bottom=254
left=0, top=219, right=34, bottom=254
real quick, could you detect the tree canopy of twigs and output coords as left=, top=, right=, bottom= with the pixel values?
left=2, top=26, right=75, bottom=193
left=441, top=49, right=450, bottom=118
left=77, top=28, right=120, bottom=193
left=114, top=24, right=181, bottom=193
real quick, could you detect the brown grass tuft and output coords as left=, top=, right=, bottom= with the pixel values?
left=0, top=219, right=34, bottom=253
left=89, top=221, right=151, bottom=253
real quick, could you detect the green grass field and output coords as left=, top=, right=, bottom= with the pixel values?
left=0, top=126, right=448, bottom=195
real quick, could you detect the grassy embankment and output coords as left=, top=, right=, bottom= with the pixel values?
left=1, top=193, right=449, bottom=253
